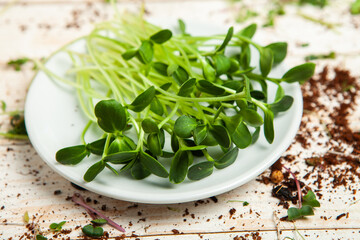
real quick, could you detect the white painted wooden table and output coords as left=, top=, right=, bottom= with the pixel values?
left=1, top=0, right=360, bottom=239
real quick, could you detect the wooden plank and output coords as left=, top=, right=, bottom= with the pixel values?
left=1, top=146, right=360, bottom=239
left=1, top=0, right=360, bottom=239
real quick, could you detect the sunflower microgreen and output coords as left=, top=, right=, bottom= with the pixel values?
left=49, top=13, right=314, bottom=184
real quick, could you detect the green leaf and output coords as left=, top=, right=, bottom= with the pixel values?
left=209, top=125, right=231, bottom=149
left=196, top=80, right=225, bottom=95
left=131, top=160, right=151, bottom=179
left=275, top=84, right=285, bottom=102
left=216, top=26, right=234, bottom=53
left=256, top=78, right=268, bottom=102
left=147, top=133, right=162, bottom=156
left=178, top=78, right=196, bottom=97
left=129, top=86, right=155, bottom=112
left=187, top=161, right=214, bottom=180
left=95, top=99, right=127, bottom=133
left=222, top=114, right=242, bottom=133
left=238, top=23, right=257, bottom=38
left=214, top=54, right=231, bottom=75
left=171, top=133, right=179, bottom=152
left=193, top=125, right=208, bottom=145
left=240, top=109, right=263, bottom=127
left=269, top=95, right=294, bottom=113
left=150, top=97, right=164, bottom=116
left=239, top=44, right=251, bottom=68
left=172, top=66, right=189, bottom=85
left=214, top=147, right=239, bottom=169
left=142, top=118, right=159, bottom=133
left=83, top=161, right=105, bottom=182
left=159, top=128, right=165, bottom=148
left=169, top=151, right=190, bottom=184
left=122, top=48, right=138, bottom=60
left=103, top=151, right=138, bottom=164
left=56, top=145, right=88, bottom=165
left=167, top=64, right=179, bottom=76
left=140, top=151, right=168, bottom=177
left=123, top=135, right=137, bottom=150
left=231, top=121, right=252, bottom=149
left=50, top=221, right=66, bottom=232
left=159, top=82, right=172, bottom=92
left=228, top=58, right=240, bottom=73
left=265, top=42, right=287, bottom=64
left=282, top=63, right=315, bottom=83
left=200, top=130, right=218, bottom=146
left=152, top=62, right=168, bottom=76
left=260, top=47, right=274, bottom=77
left=287, top=205, right=315, bottom=220
left=178, top=19, right=187, bottom=34
left=36, top=235, right=48, bottom=240
left=137, top=40, right=154, bottom=64
left=86, top=138, right=107, bottom=155
left=202, top=60, right=216, bottom=82
left=107, top=138, right=121, bottom=154
left=287, top=207, right=302, bottom=220
left=107, top=138, right=132, bottom=154
left=161, top=151, right=175, bottom=158
left=91, top=218, right=107, bottom=226
left=250, top=90, right=265, bottom=100
left=82, top=224, right=104, bottom=237
left=303, top=190, right=320, bottom=207
left=235, top=98, right=248, bottom=109
left=264, top=110, right=274, bottom=144
left=300, top=205, right=315, bottom=216
left=251, top=127, right=261, bottom=144
left=351, top=0, right=360, bottom=14
left=150, top=29, right=172, bottom=44
left=174, top=116, right=197, bottom=138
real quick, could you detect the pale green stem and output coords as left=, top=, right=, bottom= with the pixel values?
left=158, top=102, right=180, bottom=128
left=81, top=121, right=93, bottom=145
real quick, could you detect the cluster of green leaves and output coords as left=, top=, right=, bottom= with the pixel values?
left=287, top=190, right=320, bottom=220
left=49, top=221, right=66, bottom=232
left=50, top=14, right=315, bottom=184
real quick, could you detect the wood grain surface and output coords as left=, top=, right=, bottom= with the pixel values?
left=1, top=0, right=360, bottom=239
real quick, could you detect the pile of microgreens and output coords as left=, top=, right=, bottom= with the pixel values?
left=39, top=13, right=315, bottom=184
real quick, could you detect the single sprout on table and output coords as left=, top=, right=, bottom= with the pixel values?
left=38, top=13, right=315, bottom=184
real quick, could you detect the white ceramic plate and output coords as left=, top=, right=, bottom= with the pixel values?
left=25, top=21, right=302, bottom=204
